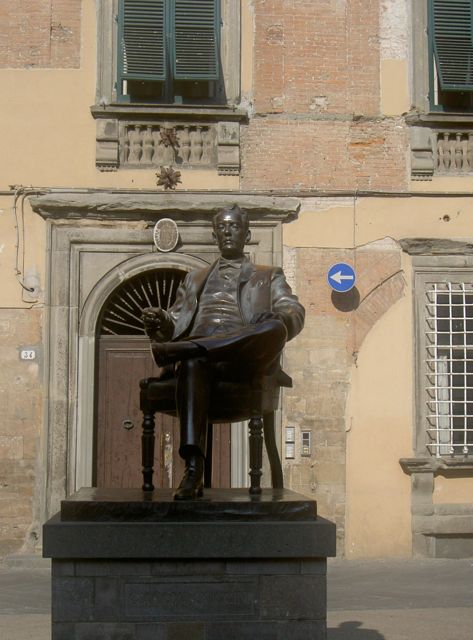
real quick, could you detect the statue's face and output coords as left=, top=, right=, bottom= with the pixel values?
left=212, top=210, right=251, bottom=259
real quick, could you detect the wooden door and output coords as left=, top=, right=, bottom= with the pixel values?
left=94, top=267, right=231, bottom=489
left=95, top=336, right=231, bottom=489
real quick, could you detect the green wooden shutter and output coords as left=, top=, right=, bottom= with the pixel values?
left=431, top=0, right=473, bottom=90
left=118, top=0, right=167, bottom=83
left=171, top=0, right=220, bottom=80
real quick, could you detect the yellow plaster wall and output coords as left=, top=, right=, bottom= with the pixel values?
left=284, top=196, right=473, bottom=250
left=241, top=0, right=254, bottom=98
left=380, top=59, right=410, bottom=116
left=344, top=292, right=413, bottom=557
left=284, top=199, right=473, bottom=556
left=412, top=177, right=473, bottom=192
left=354, top=197, right=473, bottom=244
left=283, top=200, right=356, bottom=249
left=0, top=0, right=239, bottom=193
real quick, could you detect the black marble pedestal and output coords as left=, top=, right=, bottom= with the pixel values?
left=43, top=488, right=336, bottom=640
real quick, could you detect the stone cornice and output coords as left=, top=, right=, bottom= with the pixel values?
left=399, top=238, right=473, bottom=255
left=400, top=457, right=473, bottom=474
left=29, top=192, right=301, bottom=223
left=406, top=112, right=473, bottom=127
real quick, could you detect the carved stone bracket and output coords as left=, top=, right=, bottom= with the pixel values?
left=217, top=122, right=240, bottom=175
left=96, top=119, right=120, bottom=172
left=410, top=126, right=434, bottom=181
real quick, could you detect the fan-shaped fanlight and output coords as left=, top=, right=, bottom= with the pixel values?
left=99, top=268, right=186, bottom=335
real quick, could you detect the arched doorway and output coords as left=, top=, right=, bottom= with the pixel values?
left=94, top=267, right=231, bottom=489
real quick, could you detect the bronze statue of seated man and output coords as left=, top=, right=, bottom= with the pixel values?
left=142, top=204, right=305, bottom=500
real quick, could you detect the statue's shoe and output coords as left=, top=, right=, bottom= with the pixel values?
left=173, top=456, right=204, bottom=501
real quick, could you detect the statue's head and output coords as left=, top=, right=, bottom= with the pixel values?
left=212, top=204, right=251, bottom=259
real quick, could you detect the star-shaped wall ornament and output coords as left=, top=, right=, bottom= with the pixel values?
left=156, top=166, right=182, bottom=190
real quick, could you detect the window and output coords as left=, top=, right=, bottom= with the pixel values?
left=412, top=254, right=473, bottom=462
left=409, top=2, right=473, bottom=179
left=93, top=0, right=242, bottom=173
left=401, top=250, right=473, bottom=556
left=117, top=0, right=222, bottom=104
left=428, top=0, right=473, bottom=112
left=425, top=282, right=473, bottom=456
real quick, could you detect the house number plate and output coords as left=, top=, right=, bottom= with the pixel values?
left=20, top=350, right=36, bottom=360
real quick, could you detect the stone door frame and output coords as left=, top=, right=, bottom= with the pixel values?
left=30, top=192, right=300, bottom=522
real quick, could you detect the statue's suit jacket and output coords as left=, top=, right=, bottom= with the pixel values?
left=168, top=259, right=305, bottom=342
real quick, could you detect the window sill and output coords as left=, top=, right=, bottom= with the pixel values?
left=90, top=103, right=248, bottom=122
left=400, top=457, right=473, bottom=474
left=406, top=112, right=473, bottom=127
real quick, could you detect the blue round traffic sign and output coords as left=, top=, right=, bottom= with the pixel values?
left=327, top=263, right=356, bottom=293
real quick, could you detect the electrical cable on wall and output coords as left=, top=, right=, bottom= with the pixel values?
left=10, top=185, right=47, bottom=301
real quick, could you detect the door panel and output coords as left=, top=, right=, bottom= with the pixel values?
left=209, top=423, right=232, bottom=488
left=96, top=337, right=157, bottom=488
left=95, top=336, right=231, bottom=489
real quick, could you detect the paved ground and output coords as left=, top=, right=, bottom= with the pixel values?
left=327, top=558, right=473, bottom=639
left=0, top=557, right=472, bottom=639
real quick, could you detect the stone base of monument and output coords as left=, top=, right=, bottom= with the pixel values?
left=43, top=488, right=336, bottom=640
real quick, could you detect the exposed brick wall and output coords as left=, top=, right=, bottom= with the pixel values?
left=243, top=0, right=408, bottom=192
left=347, top=0, right=380, bottom=116
left=0, top=309, right=43, bottom=557
left=0, top=0, right=81, bottom=69
left=241, top=118, right=408, bottom=191
left=252, top=0, right=380, bottom=116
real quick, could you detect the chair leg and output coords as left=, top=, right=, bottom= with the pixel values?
left=248, top=416, right=263, bottom=495
left=263, top=412, right=284, bottom=489
left=141, top=408, right=156, bottom=492
left=204, top=423, right=213, bottom=488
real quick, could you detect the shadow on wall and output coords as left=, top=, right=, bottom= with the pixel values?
left=328, top=621, right=386, bottom=639
left=331, top=288, right=361, bottom=312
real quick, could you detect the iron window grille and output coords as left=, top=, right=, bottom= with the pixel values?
left=425, top=281, right=473, bottom=457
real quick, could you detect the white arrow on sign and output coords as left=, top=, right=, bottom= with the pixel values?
left=330, top=270, right=355, bottom=285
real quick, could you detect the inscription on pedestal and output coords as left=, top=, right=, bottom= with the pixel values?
left=124, top=578, right=258, bottom=620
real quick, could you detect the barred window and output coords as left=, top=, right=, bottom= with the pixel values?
left=425, top=282, right=473, bottom=456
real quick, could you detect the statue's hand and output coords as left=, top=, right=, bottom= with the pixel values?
left=141, top=307, right=173, bottom=342
left=250, top=311, right=285, bottom=325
